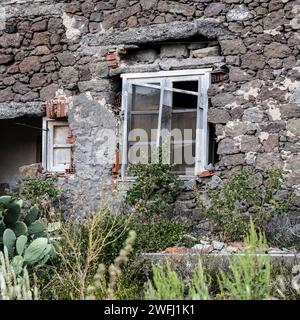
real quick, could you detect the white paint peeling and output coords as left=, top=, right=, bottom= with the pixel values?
left=259, top=132, right=269, bottom=142
left=268, top=106, right=281, bottom=121
left=236, top=80, right=263, bottom=100
left=0, top=7, right=6, bottom=30
left=224, top=101, right=239, bottom=109
left=62, top=12, right=86, bottom=41
left=245, top=152, right=257, bottom=165
left=264, top=28, right=281, bottom=35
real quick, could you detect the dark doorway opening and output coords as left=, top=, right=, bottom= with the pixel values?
left=0, top=116, right=42, bottom=193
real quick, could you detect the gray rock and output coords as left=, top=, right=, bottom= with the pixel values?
left=280, top=104, right=300, bottom=119
left=243, top=107, right=264, bottom=123
left=160, top=45, right=188, bottom=59
left=220, top=154, right=245, bottom=166
left=84, top=19, right=229, bottom=47
left=210, top=175, right=222, bottom=189
left=225, top=121, right=248, bottom=137
left=226, top=5, right=252, bottom=22
left=208, top=108, right=232, bottom=124
left=158, top=1, right=196, bottom=17
left=289, top=84, right=300, bottom=104
left=57, top=52, right=76, bottom=66
left=204, top=3, right=226, bottom=17
left=0, top=101, right=44, bottom=119
left=59, top=67, right=79, bottom=85
left=264, top=43, right=292, bottom=59
left=287, top=119, right=300, bottom=136
left=192, top=244, right=214, bottom=253
left=217, top=138, right=240, bottom=155
left=241, top=51, right=266, bottom=70
left=264, top=10, right=287, bottom=30
left=78, top=79, right=110, bottom=93
left=240, top=136, right=261, bottom=153
left=220, top=39, right=247, bottom=55
left=140, top=0, right=158, bottom=10
left=0, top=54, right=14, bottom=65
left=136, top=49, right=158, bottom=63
left=256, top=153, right=282, bottom=170
left=211, top=93, right=235, bottom=108
left=191, top=46, right=220, bottom=58
left=229, top=67, right=252, bottom=82
left=0, top=88, right=14, bottom=102
left=212, top=241, right=225, bottom=251
left=40, top=83, right=59, bottom=101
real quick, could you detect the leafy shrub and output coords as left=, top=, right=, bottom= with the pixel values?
left=218, top=220, right=271, bottom=300
left=101, top=216, right=188, bottom=265
left=125, top=154, right=183, bottom=220
left=21, top=176, right=59, bottom=206
left=196, top=167, right=294, bottom=242
left=145, top=263, right=185, bottom=300
left=38, top=209, right=132, bottom=300
left=86, top=230, right=136, bottom=300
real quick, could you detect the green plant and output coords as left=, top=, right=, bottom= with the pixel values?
left=101, top=215, right=188, bottom=265
left=125, top=148, right=183, bottom=220
left=189, top=259, right=211, bottom=300
left=0, top=196, right=49, bottom=245
left=196, top=167, right=295, bottom=242
left=2, top=229, right=54, bottom=274
left=144, top=222, right=277, bottom=301
left=45, top=208, right=132, bottom=300
left=86, top=230, right=136, bottom=300
left=144, top=263, right=185, bottom=300
left=21, top=176, right=59, bottom=205
left=218, top=220, right=271, bottom=300
left=0, top=247, right=39, bottom=300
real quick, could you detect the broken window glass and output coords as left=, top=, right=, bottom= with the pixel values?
left=121, top=70, right=210, bottom=177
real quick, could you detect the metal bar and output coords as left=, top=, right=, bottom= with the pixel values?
left=131, top=82, right=199, bottom=96
left=131, top=111, right=159, bottom=115
left=172, top=109, right=200, bottom=113
left=121, top=78, right=129, bottom=179
left=121, top=68, right=212, bottom=79
left=195, top=77, right=202, bottom=175
left=156, top=80, right=165, bottom=147
left=53, top=145, right=73, bottom=148
left=14, top=122, right=48, bottom=132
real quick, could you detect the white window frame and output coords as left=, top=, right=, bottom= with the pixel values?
left=120, top=69, right=211, bottom=180
left=42, top=118, right=73, bottom=173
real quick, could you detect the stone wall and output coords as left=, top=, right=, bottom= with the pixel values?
left=0, top=1, right=299, bottom=225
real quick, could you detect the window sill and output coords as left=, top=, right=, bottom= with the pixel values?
left=117, top=175, right=205, bottom=183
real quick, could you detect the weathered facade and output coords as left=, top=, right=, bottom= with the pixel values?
left=0, top=0, right=299, bottom=228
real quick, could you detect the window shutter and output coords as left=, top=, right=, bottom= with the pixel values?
left=51, top=124, right=71, bottom=172
left=43, top=119, right=73, bottom=172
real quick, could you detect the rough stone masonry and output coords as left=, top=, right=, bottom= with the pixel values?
left=0, top=1, right=299, bottom=234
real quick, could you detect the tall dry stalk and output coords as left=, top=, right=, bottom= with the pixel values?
left=52, top=208, right=133, bottom=300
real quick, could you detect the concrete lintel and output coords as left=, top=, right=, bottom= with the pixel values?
left=82, top=18, right=230, bottom=47
left=0, top=102, right=44, bottom=120
left=2, top=0, right=64, bottom=18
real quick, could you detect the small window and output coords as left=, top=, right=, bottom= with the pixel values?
left=42, top=119, right=73, bottom=172
left=121, top=69, right=211, bottom=178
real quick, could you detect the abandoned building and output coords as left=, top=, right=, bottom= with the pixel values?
left=0, top=0, right=299, bottom=233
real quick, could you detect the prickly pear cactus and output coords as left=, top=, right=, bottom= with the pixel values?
left=3, top=232, right=53, bottom=273
left=0, top=196, right=57, bottom=271
left=23, top=238, right=51, bottom=266
left=0, top=196, right=47, bottom=242
left=3, top=229, right=16, bottom=257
